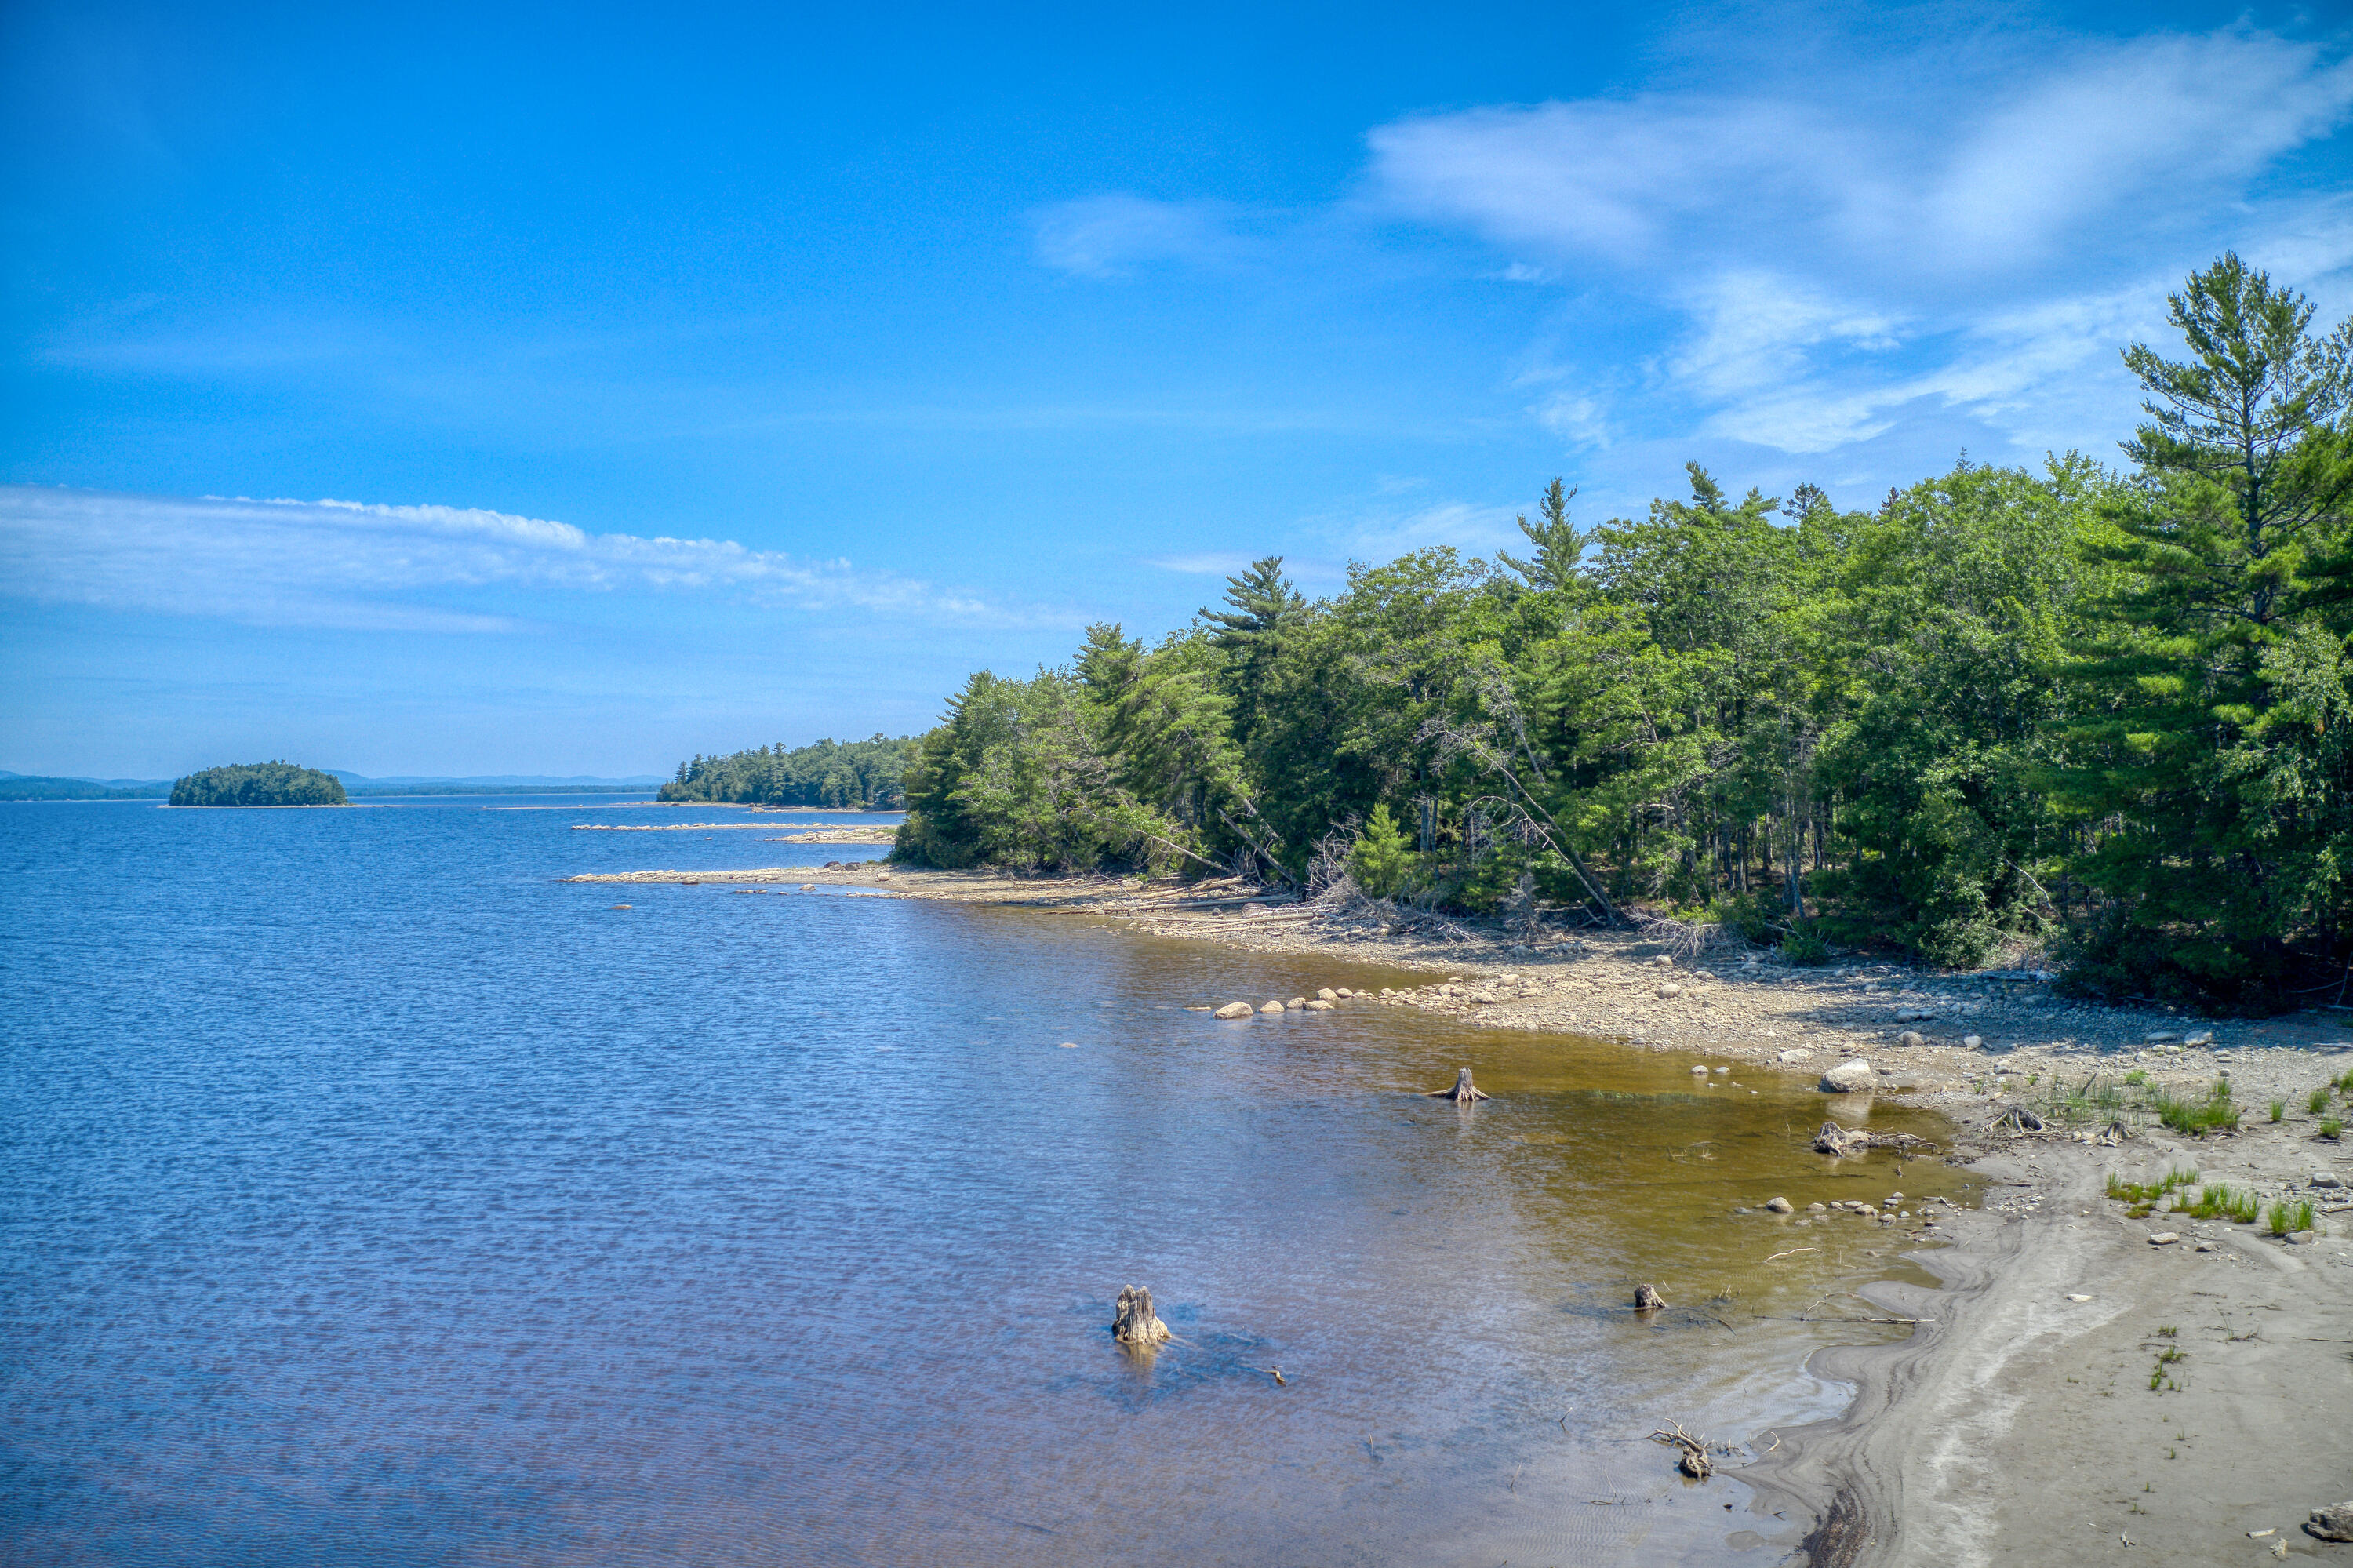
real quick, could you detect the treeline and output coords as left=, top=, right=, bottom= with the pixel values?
left=661, top=734, right=914, bottom=808
left=169, top=762, right=347, bottom=807
left=891, top=256, right=2353, bottom=1011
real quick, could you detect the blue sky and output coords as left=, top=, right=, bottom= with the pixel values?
left=5, top=0, right=2351, bottom=777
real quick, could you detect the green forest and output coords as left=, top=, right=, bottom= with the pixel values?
left=882, top=256, right=2353, bottom=1011
left=169, top=762, right=348, bottom=807
left=661, top=734, right=914, bottom=808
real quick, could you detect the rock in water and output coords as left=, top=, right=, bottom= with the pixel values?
left=1820, top=1059, right=1877, bottom=1093
left=1764, top=1195, right=1795, bottom=1213
left=1428, top=1067, right=1490, bottom=1102
left=1633, top=1282, right=1667, bottom=1311
left=2308, top=1503, right=2353, bottom=1542
left=1258, top=1000, right=1285, bottom=1015
left=1112, top=1284, right=1171, bottom=1346
left=1213, top=1002, right=1255, bottom=1020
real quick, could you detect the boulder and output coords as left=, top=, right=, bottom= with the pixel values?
left=2308, top=1503, right=2353, bottom=1542
left=1778, top=1047, right=1815, bottom=1062
left=1691, top=1064, right=1710, bottom=1075
left=1897, top=1031, right=1926, bottom=1047
left=2311, top=1173, right=2344, bottom=1189
left=1259, top=1000, right=1285, bottom=1014
left=2147, top=1231, right=2180, bottom=1246
left=1285, top=997, right=1306, bottom=1010
left=1303, top=999, right=1334, bottom=1011
left=1633, top=1282, right=1667, bottom=1311
left=1658, top=983, right=1683, bottom=998
left=1820, top=1059, right=1878, bottom=1093
left=1213, top=1002, right=1255, bottom=1020
left=1962, top=1035, right=1983, bottom=1048
left=1316, top=988, right=1338, bottom=1001
left=1469, top=992, right=1499, bottom=1005
left=1763, top=1195, right=1795, bottom=1213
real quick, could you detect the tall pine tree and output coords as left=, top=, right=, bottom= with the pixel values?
left=2056, top=254, right=2353, bottom=1006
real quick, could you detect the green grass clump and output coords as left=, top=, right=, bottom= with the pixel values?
left=2271, top=1099, right=2286, bottom=1122
left=2153, top=1080, right=2239, bottom=1137
left=2049, top=1075, right=2129, bottom=1125
left=2125, top=1069, right=2148, bottom=1086
left=2310, top=1088, right=2333, bottom=1115
left=2322, top=1118, right=2344, bottom=1140
left=2109, top=1166, right=2200, bottom=1208
left=2268, top=1199, right=2316, bottom=1235
left=2179, top=1183, right=2260, bottom=1222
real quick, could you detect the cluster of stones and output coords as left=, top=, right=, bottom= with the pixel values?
left=1211, top=987, right=1359, bottom=1020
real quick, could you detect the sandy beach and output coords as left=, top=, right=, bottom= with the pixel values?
left=567, top=861, right=2353, bottom=1563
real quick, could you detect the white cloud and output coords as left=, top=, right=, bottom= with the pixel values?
left=0, top=486, right=1004, bottom=631
left=1339, top=500, right=1525, bottom=562
left=1366, top=24, right=2353, bottom=462
left=1031, top=195, right=1245, bottom=278
left=1371, top=28, right=2353, bottom=284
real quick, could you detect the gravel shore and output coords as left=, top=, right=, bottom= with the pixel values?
left=568, top=862, right=2353, bottom=1563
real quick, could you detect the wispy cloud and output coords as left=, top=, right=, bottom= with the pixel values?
left=1366, top=24, right=2353, bottom=462
left=1031, top=194, right=1247, bottom=278
left=0, top=486, right=1009, bottom=631
left=1370, top=29, right=2353, bottom=283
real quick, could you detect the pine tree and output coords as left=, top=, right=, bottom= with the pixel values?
left=2056, top=255, right=2353, bottom=1005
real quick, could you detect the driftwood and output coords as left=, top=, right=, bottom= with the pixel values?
left=1111, top=1284, right=1170, bottom=1346
left=1633, top=1282, right=1667, bottom=1312
left=1429, top=1067, right=1490, bottom=1103
left=1992, top=1104, right=2046, bottom=1133
left=1813, top=1120, right=1940, bottom=1157
left=1650, top=1422, right=1712, bottom=1479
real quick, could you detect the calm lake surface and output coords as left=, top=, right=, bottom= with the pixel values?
left=1, top=799, right=1973, bottom=1566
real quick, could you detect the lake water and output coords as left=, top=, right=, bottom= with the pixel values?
left=0, top=798, right=1974, bottom=1566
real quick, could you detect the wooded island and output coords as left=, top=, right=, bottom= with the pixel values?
left=169, top=762, right=348, bottom=807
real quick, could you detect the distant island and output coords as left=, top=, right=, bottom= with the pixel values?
left=661, top=735, right=912, bottom=808
left=170, top=762, right=349, bottom=807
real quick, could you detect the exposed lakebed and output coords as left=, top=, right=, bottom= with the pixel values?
left=2, top=798, right=1969, bottom=1566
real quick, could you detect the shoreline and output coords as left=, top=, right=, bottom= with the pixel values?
left=569, top=862, right=2353, bottom=1563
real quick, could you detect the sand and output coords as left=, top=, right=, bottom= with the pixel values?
left=568, top=861, right=2353, bottom=1563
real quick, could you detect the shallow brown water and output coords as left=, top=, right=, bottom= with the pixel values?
left=1, top=802, right=1971, bottom=1566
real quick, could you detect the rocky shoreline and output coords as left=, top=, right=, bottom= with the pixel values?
left=571, top=861, right=2353, bottom=1563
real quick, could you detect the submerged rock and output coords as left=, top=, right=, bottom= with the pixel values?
left=1820, top=1059, right=1877, bottom=1093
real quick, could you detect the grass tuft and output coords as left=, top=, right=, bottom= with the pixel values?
left=2152, top=1079, right=2239, bottom=1137
left=2267, top=1198, right=2316, bottom=1236
left=2310, top=1087, right=2333, bottom=1115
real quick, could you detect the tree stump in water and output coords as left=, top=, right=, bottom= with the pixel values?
left=1429, top=1067, right=1490, bottom=1102
left=1633, top=1282, right=1667, bottom=1312
left=1112, top=1284, right=1170, bottom=1346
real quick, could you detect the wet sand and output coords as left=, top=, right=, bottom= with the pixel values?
left=566, top=861, right=2353, bottom=1563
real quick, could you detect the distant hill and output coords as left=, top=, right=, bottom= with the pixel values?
left=0, top=772, right=171, bottom=801
left=172, top=762, right=348, bottom=807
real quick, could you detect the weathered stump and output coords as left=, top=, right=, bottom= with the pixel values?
left=1112, top=1284, right=1170, bottom=1346
left=1429, top=1067, right=1490, bottom=1102
left=1633, top=1282, right=1667, bottom=1312
left=1813, top=1119, right=1941, bottom=1157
